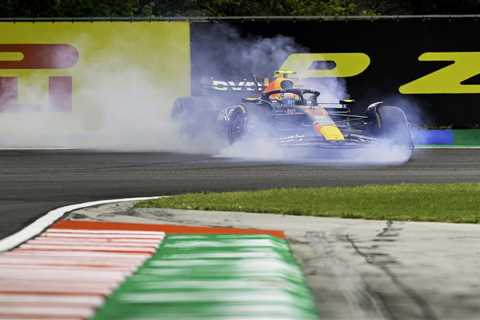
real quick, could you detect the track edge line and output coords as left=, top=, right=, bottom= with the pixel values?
left=0, top=196, right=160, bottom=252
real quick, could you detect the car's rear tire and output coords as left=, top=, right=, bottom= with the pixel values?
left=377, top=106, right=414, bottom=151
left=172, top=96, right=212, bottom=121
left=220, top=105, right=248, bottom=145
left=172, top=97, right=247, bottom=148
left=171, top=96, right=217, bottom=141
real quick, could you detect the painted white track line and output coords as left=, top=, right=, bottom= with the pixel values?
left=416, top=145, right=480, bottom=149
left=0, top=147, right=76, bottom=150
left=0, top=196, right=159, bottom=252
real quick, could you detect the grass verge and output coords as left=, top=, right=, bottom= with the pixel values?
left=135, top=183, right=480, bottom=223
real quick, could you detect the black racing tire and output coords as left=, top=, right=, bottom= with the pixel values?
left=172, top=96, right=226, bottom=121
left=171, top=96, right=217, bottom=140
left=171, top=97, right=198, bottom=140
left=221, top=105, right=248, bottom=145
left=377, top=106, right=414, bottom=151
left=171, top=96, right=204, bottom=121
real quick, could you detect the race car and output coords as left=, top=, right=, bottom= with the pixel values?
left=171, top=71, right=414, bottom=158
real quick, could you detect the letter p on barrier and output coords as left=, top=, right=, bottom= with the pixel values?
left=280, top=53, right=370, bottom=79
left=0, top=44, right=79, bottom=112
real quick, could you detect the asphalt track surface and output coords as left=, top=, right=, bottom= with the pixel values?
left=1, top=148, right=480, bottom=239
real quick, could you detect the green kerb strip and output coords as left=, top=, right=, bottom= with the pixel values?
left=92, top=234, right=318, bottom=320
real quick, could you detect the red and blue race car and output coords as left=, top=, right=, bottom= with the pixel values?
left=172, top=71, right=414, bottom=159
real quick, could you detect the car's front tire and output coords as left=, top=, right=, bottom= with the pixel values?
left=376, top=106, right=414, bottom=151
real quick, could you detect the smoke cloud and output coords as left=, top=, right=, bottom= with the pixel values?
left=0, top=23, right=416, bottom=165
left=197, top=25, right=414, bottom=165
left=0, top=39, right=184, bottom=151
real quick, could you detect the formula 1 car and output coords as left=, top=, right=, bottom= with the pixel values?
left=172, top=71, right=414, bottom=158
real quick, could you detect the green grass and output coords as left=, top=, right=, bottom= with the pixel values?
left=135, top=183, right=480, bottom=223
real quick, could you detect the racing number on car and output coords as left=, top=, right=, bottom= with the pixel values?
left=399, top=52, right=480, bottom=94
left=0, top=44, right=79, bottom=112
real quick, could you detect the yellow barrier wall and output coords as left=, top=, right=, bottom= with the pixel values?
left=0, top=21, right=190, bottom=147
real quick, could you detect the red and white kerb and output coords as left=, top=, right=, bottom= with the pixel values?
left=0, top=227, right=165, bottom=320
